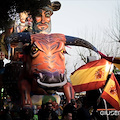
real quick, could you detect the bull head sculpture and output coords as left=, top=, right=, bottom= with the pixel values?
left=8, top=32, right=98, bottom=89
left=4, top=32, right=100, bottom=117
left=30, top=34, right=67, bottom=87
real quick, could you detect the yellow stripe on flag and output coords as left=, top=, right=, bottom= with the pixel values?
left=114, top=63, right=120, bottom=70
left=103, top=77, right=120, bottom=105
left=101, top=73, right=120, bottom=110
left=70, top=59, right=111, bottom=92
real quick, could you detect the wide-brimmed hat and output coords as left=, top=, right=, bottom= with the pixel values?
left=29, top=0, right=61, bottom=17
left=39, top=0, right=61, bottom=11
left=16, top=0, right=61, bottom=16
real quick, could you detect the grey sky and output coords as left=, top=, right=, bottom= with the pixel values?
left=51, top=0, right=118, bottom=37
left=51, top=0, right=120, bottom=78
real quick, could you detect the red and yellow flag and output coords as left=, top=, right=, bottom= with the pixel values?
left=113, top=57, right=120, bottom=70
left=70, top=59, right=111, bottom=92
left=101, top=73, right=120, bottom=110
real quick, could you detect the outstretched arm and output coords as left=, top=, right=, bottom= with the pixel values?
left=6, top=32, right=31, bottom=47
left=5, top=32, right=31, bottom=59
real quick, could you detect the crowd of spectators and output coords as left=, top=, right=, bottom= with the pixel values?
left=36, top=97, right=93, bottom=120
left=1, top=94, right=120, bottom=120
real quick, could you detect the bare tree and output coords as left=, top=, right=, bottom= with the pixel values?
left=105, top=4, right=120, bottom=57
left=71, top=31, right=101, bottom=70
left=108, top=5, right=120, bottom=42
left=75, top=48, right=92, bottom=64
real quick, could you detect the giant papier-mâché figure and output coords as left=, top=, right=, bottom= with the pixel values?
left=4, top=0, right=99, bottom=117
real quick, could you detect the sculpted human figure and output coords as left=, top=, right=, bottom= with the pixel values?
left=32, top=7, right=52, bottom=34
left=14, top=0, right=77, bottom=109
left=15, top=11, right=33, bottom=33
left=5, top=1, right=99, bottom=119
left=32, top=0, right=60, bottom=34
left=17, top=11, right=28, bottom=33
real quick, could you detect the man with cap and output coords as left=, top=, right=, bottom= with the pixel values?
left=31, top=0, right=61, bottom=34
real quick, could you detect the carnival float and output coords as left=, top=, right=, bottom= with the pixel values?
left=0, top=0, right=119, bottom=119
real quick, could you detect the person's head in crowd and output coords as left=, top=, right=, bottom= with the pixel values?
left=63, top=112, right=72, bottom=120
left=76, top=100, right=82, bottom=109
left=71, top=99, right=76, bottom=106
left=46, top=102, right=53, bottom=111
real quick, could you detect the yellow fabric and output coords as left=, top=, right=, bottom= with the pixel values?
left=114, top=63, right=120, bottom=70
left=103, top=75, right=120, bottom=106
left=113, top=57, right=120, bottom=70
left=70, top=60, right=111, bottom=86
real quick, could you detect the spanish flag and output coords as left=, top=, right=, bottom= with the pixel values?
left=70, top=59, right=111, bottom=92
left=101, top=73, right=120, bottom=110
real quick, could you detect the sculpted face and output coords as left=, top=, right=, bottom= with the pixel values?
left=33, top=9, right=52, bottom=34
left=19, top=12, right=28, bottom=23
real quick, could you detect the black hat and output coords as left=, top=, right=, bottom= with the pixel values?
left=16, top=0, right=61, bottom=16
left=29, top=0, right=61, bottom=17
left=39, top=0, right=61, bottom=11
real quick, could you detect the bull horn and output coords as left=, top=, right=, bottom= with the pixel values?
left=65, top=35, right=98, bottom=53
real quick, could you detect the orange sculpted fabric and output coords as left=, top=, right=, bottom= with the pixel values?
left=101, top=73, right=120, bottom=110
left=30, top=33, right=66, bottom=74
left=70, top=59, right=111, bottom=92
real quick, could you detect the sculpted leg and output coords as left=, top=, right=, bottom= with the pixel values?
left=19, top=79, right=32, bottom=108
left=63, top=82, right=75, bottom=103
left=18, top=79, right=34, bottom=120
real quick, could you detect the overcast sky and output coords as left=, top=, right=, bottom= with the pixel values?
left=50, top=0, right=120, bottom=78
left=51, top=0, right=119, bottom=37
